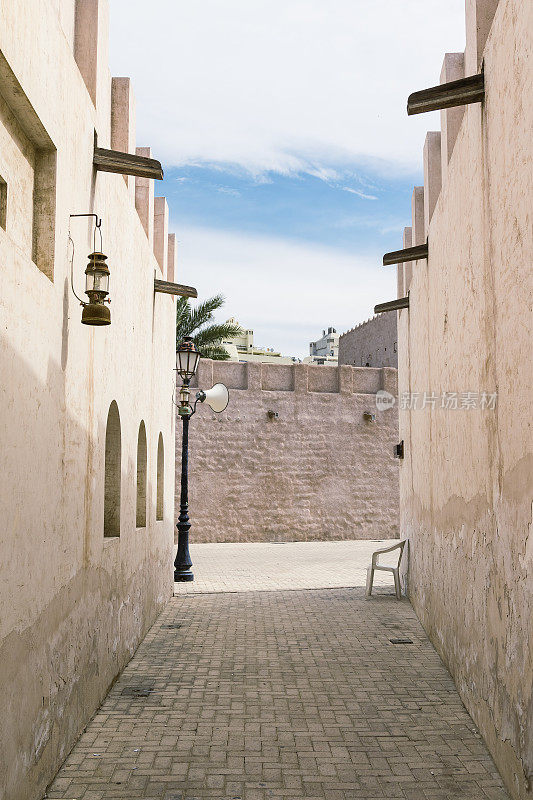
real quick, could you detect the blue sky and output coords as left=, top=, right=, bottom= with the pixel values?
left=109, top=0, right=465, bottom=358
left=164, top=162, right=413, bottom=255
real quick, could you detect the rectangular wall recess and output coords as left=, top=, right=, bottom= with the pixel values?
left=0, top=52, right=57, bottom=280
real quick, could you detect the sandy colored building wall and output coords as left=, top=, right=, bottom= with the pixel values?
left=396, top=0, right=532, bottom=797
left=178, top=360, right=399, bottom=542
left=0, top=3, right=177, bottom=799
left=339, top=314, right=398, bottom=368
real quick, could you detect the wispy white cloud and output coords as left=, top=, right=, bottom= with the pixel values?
left=173, top=225, right=395, bottom=358
left=342, top=187, right=378, bottom=201
left=306, top=166, right=342, bottom=183
left=110, top=0, right=465, bottom=177
left=331, top=214, right=407, bottom=235
left=378, top=223, right=407, bottom=236
left=216, top=186, right=241, bottom=197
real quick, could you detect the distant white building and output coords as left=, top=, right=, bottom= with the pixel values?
left=222, top=318, right=297, bottom=364
left=305, top=327, right=339, bottom=365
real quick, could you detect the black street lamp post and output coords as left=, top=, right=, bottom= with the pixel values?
left=174, top=378, right=194, bottom=581
left=174, top=337, right=229, bottom=582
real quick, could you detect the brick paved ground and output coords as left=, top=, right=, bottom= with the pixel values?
left=173, top=540, right=399, bottom=594
left=45, top=546, right=510, bottom=800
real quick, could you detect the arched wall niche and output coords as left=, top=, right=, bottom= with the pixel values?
left=156, top=433, right=164, bottom=521
left=104, top=401, right=121, bottom=538
left=136, top=421, right=147, bottom=528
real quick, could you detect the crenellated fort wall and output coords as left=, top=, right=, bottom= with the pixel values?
left=177, top=360, right=400, bottom=543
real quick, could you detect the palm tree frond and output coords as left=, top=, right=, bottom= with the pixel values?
left=176, top=293, right=239, bottom=359
left=176, top=297, right=193, bottom=345
left=194, top=323, right=243, bottom=348
left=199, top=344, right=232, bottom=361
left=175, top=296, right=189, bottom=321
left=186, top=294, right=225, bottom=335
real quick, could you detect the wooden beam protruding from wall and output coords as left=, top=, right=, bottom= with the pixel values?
left=374, top=296, right=409, bottom=314
left=383, top=242, right=428, bottom=266
left=407, top=73, right=484, bottom=115
left=94, top=146, right=164, bottom=180
left=154, top=279, right=197, bottom=299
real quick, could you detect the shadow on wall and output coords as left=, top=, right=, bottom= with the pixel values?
left=0, top=333, right=170, bottom=800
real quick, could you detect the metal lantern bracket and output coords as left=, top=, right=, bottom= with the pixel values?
left=172, top=384, right=229, bottom=417
left=171, top=382, right=201, bottom=417
left=395, top=440, right=405, bottom=459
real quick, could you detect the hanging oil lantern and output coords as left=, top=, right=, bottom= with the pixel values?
left=81, top=251, right=111, bottom=326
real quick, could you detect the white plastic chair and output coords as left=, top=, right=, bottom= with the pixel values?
left=365, top=540, right=406, bottom=600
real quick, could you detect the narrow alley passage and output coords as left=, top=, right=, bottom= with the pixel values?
left=45, top=545, right=510, bottom=800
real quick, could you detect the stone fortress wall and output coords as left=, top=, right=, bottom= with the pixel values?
left=0, top=2, right=178, bottom=799
left=393, top=0, right=532, bottom=796
left=339, top=313, right=398, bottom=368
left=178, top=360, right=400, bottom=543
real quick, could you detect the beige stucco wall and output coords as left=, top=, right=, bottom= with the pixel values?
left=0, top=3, right=176, bottom=799
left=397, top=1, right=532, bottom=797
left=178, top=360, right=400, bottom=542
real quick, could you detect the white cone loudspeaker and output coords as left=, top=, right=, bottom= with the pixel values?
left=197, top=383, right=229, bottom=413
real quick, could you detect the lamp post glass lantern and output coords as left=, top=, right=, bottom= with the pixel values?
left=174, top=338, right=229, bottom=583
left=176, top=336, right=201, bottom=383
